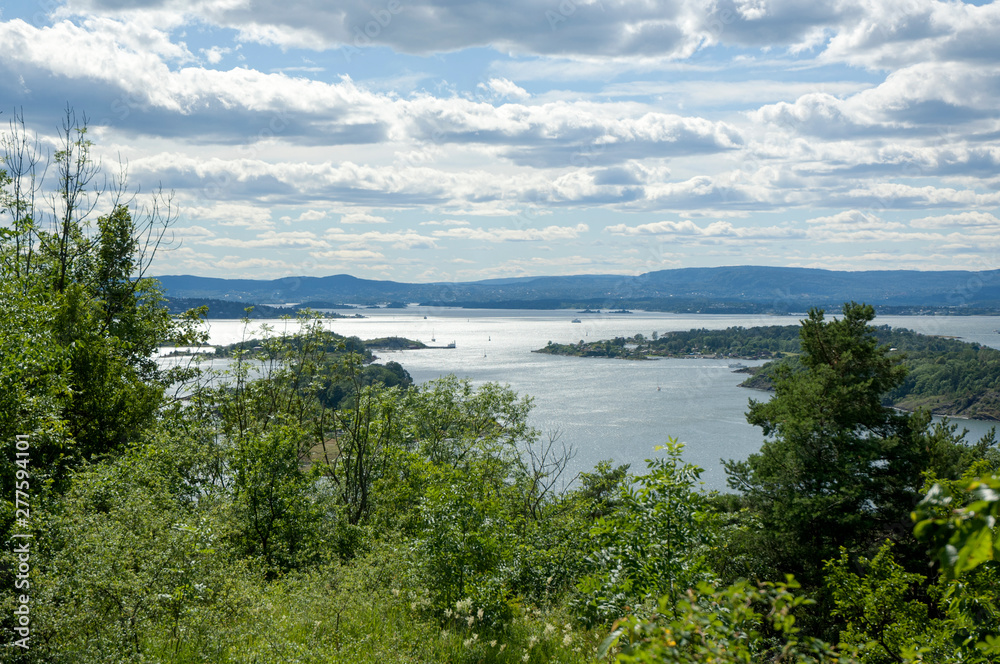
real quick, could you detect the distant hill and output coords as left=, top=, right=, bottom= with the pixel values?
left=154, top=266, right=1000, bottom=313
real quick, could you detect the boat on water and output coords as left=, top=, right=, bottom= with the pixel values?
left=728, top=362, right=747, bottom=369
left=571, top=318, right=582, bottom=323
left=446, top=342, right=456, bottom=349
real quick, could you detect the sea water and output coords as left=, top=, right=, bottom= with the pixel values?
left=176, top=309, right=1000, bottom=491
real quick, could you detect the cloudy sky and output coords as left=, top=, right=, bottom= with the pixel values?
left=1, top=0, right=999, bottom=281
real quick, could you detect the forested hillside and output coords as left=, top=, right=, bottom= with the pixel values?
left=4, top=112, right=1000, bottom=663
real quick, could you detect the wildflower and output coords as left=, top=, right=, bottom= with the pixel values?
left=477, top=608, right=484, bottom=620
left=391, top=588, right=400, bottom=597
left=563, top=623, right=572, bottom=632
left=456, top=598, right=473, bottom=614
left=466, top=615, right=475, bottom=627
left=490, top=640, right=497, bottom=647
left=445, top=608, right=452, bottom=618
left=563, top=633, right=572, bottom=646
left=500, top=644, right=506, bottom=652
left=528, top=635, right=538, bottom=648
left=543, top=623, right=555, bottom=637
left=522, top=653, right=530, bottom=662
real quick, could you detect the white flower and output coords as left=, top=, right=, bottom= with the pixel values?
left=563, top=633, right=572, bottom=646
left=477, top=608, right=484, bottom=620
left=444, top=608, right=452, bottom=618
left=543, top=623, right=555, bottom=636
left=466, top=615, right=475, bottom=627
left=522, top=653, right=530, bottom=662
left=489, top=640, right=497, bottom=647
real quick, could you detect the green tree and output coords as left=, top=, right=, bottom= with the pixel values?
left=0, top=109, right=183, bottom=483
left=575, top=441, right=716, bottom=625
left=725, top=303, right=929, bottom=580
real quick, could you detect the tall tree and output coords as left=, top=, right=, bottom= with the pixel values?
left=725, top=303, right=929, bottom=580
left=1, top=108, right=183, bottom=485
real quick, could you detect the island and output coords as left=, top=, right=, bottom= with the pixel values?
left=534, top=325, right=801, bottom=361
left=535, top=324, right=1000, bottom=421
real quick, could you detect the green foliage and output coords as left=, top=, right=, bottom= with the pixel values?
left=826, top=543, right=941, bottom=663
left=0, top=111, right=180, bottom=486
left=537, top=325, right=802, bottom=359
left=743, top=325, right=1000, bottom=421
left=575, top=440, right=716, bottom=625
left=913, top=474, right=1000, bottom=579
left=414, top=464, right=522, bottom=624
left=229, top=426, right=347, bottom=574
left=26, top=443, right=258, bottom=664
left=825, top=541, right=1000, bottom=663
left=725, top=303, right=928, bottom=581
left=600, top=578, right=853, bottom=663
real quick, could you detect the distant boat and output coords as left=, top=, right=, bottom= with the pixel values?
left=446, top=341, right=456, bottom=349
left=728, top=362, right=747, bottom=369
left=571, top=318, right=582, bottom=323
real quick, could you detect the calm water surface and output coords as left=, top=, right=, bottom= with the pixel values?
left=189, top=309, right=1000, bottom=490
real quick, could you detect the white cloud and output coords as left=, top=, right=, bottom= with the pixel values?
left=298, top=209, right=327, bottom=221
left=432, top=223, right=588, bottom=242
left=309, top=249, right=386, bottom=261
left=478, top=78, right=529, bottom=102
left=419, top=219, right=470, bottom=226
left=323, top=229, right=440, bottom=250
left=909, top=212, right=1000, bottom=229
left=804, top=210, right=905, bottom=231
left=202, top=230, right=329, bottom=249
left=214, top=256, right=291, bottom=271
left=340, top=211, right=389, bottom=225
left=605, top=219, right=801, bottom=241
left=201, top=46, right=231, bottom=64
left=184, top=204, right=275, bottom=230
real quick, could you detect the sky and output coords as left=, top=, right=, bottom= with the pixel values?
left=1, top=0, right=999, bottom=282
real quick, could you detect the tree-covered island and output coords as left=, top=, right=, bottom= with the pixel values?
left=534, top=325, right=802, bottom=360
left=536, top=324, right=1000, bottom=421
